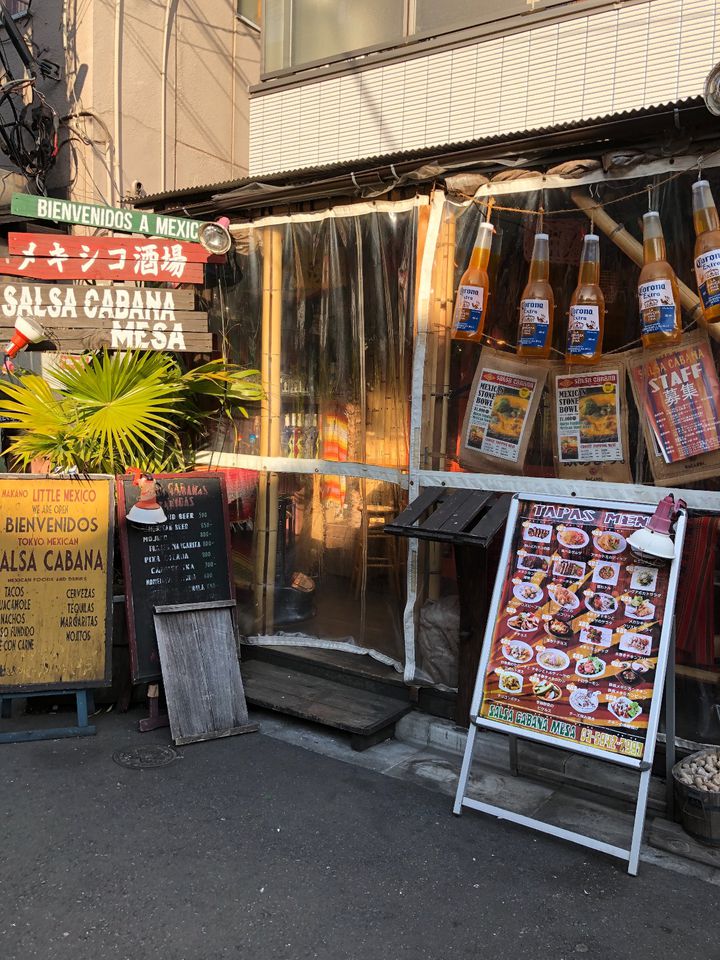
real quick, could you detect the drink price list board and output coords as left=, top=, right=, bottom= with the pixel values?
left=0, top=475, right=114, bottom=693
left=117, top=472, right=234, bottom=683
left=454, top=494, right=686, bottom=875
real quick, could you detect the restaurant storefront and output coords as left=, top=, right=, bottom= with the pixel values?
left=140, top=107, right=720, bottom=749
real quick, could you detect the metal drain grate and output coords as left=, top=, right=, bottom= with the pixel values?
left=112, top=745, right=179, bottom=770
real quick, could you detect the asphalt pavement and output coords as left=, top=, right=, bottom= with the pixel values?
left=2, top=709, right=717, bottom=960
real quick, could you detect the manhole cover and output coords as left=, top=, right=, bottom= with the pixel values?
left=112, top=745, right=179, bottom=770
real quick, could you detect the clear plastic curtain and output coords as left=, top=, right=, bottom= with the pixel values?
left=212, top=205, right=417, bottom=668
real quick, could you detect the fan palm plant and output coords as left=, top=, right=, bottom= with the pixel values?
left=0, top=349, right=262, bottom=474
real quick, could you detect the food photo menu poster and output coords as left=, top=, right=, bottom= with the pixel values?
left=477, top=499, right=673, bottom=762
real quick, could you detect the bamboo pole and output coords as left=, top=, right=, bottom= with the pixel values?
left=254, top=226, right=273, bottom=633
left=426, top=209, right=457, bottom=600
left=438, top=211, right=457, bottom=474
left=570, top=189, right=713, bottom=338
left=264, top=226, right=283, bottom=634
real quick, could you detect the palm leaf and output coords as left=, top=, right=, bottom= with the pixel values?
left=0, top=349, right=262, bottom=474
left=48, top=351, right=183, bottom=470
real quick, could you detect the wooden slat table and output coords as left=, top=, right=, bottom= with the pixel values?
left=386, top=488, right=512, bottom=726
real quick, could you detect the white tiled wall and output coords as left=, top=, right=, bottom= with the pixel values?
left=249, top=0, right=718, bottom=176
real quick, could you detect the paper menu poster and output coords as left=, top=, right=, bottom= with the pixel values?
left=477, top=499, right=672, bottom=762
left=555, top=369, right=623, bottom=463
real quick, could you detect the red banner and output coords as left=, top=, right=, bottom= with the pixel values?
left=1, top=234, right=216, bottom=283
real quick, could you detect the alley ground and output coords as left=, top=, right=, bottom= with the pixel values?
left=2, top=708, right=717, bottom=960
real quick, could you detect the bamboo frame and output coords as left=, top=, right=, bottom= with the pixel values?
left=254, top=225, right=283, bottom=634
left=427, top=207, right=457, bottom=599
left=264, top=226, right=283, bottom=634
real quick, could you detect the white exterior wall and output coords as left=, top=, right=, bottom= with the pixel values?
left=249, top=0, right=719, bottom=177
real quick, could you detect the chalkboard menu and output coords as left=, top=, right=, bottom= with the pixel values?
left=0, top=475, right=114, bottom=692
left=117, top=472, right=234, bottom=683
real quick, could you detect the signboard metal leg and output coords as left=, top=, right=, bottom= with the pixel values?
left=453, top=723, right=478, bottom=815
left=664, top=621, right=677, bottom=821
left=628, top=768, right=652, bottom=876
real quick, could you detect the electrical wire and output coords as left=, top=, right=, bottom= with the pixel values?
left=0, top=75, right=58, bottom=191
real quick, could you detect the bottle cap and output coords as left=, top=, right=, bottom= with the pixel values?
left=584, top=233, right=599, bottom=241
left=692, top=179, right=710, bottom=191
left=535, top=232, right=549, bottom=240
left=642, top=210, right=664, bottom=239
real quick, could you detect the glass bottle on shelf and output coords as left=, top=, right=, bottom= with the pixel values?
left=565, top=233, right=605, bottom=365
left=517, top=232, right=554, bottom=359
left=287, top=413, right=297, bottom=458
left=692, top=179, right=720, bottom=324
left=450, top=221, right=495, bottom=342
left=281, top=413, right=292, bottom=455
left=305, top=413, right=318, bottom=460
left=638, top=211, right=682, bottom=348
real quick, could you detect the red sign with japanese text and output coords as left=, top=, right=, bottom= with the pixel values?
left=1, top=234, right=209, bottom=283
left=477, top=498, right=672, bottom=762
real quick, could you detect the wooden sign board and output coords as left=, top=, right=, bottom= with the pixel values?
left=0, top=475, right=114, bottom=692
left=454, top=494, right=687, bottom=874
left=8, top=234, right=221, bottom=264
left=9, top=328, right=214, bottom=353
left=1, top=234, right=205, bottom=283
left=11, top=194, right=206, bottom=242
left=0, top=283, right=211, bottom=353
left=117, top=472, right=235, bottom=683
left=153, top=601, right=258, bottom=745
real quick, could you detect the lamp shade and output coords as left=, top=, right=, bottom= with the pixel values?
left=704, top=62, right=720, bottom=116
left=198, top=216, right=232, bottom=255
left=126, top=474, right=167, bottom=526
left=627, top=494, right=684, bottom=560
left=5, top=316, right=45, bottom=357
left=627, top=526, right=676, bottom=561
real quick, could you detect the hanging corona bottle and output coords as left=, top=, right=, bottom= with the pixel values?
left=692, top=179, right=720, bottom=324
left=637, top=211, right=682, bottom=348
left=517, top=232, right=554, bottom=358
left=565, top=233, right=604, bottom=365
left=451, top=222, right=494, bottom=342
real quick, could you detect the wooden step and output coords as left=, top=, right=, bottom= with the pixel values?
left=240, top=660, right=411, bottom=751
left=242, top=644, right=409, bottom=700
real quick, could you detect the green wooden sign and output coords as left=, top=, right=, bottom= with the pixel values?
left=10, top=194, right=204, bottom=242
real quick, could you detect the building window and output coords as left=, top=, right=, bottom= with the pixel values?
left=415, top=0, right=574, bottom=35
left=264, top=0, right=405, bottom=73
left=238, top=0, right=261, bottom=29
left=263, top=0, right=630, bottom=75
